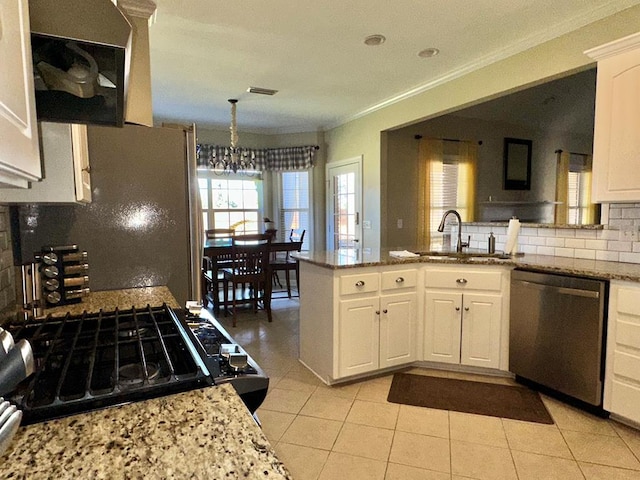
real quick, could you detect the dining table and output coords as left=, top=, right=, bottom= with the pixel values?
left=201, top=237, right=300, bottom=315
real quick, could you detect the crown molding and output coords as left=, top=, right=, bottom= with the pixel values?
left=117, top=0, right=157, bottom=19
left=585, top=31, right=640, bottom=60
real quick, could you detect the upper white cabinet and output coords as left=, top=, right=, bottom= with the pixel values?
left=586, top=32, right=640, bottom=202
left=0, top=0, right=41, bottom=188
left=0, top=122, right=91, bottom=203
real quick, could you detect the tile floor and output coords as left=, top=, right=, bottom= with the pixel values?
left=215, top=299, right=640, bottom=480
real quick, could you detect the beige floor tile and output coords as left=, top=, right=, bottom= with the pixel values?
left=276, top=376, right=320, bottom=394
left=395, top=404, right=450, bottom=438
left=543, top=397, right=617, bottom=436
left=512, top=450, right=584, bottom=480
left=280, top=415, right=343, bottom=450
left=580, top=462, right=640, bottom=479
left=385, top=463, right=451, bottom=480
left=355, top=379, right=394, bottom=403
left=451, top=440, right=517, bottom=480
left=318, top=452, right=386, bottom=480
left=346, top=399, right=399, bottom=430
left=332, top=423, right=394, bottom=461
left=503, top=418, right=573, bottom=458
left=260, top=387, right=312, bottom=414
left=389, top=431, right=451, bottom=473
left=256, top=409, right=296, bottom=443
left=315, top=381, right=361, bottom=399
left=274, top=442, right=329, bottom=480
left=299, top=391, right=355, bottom=421
left=450, top=411, right=509, bottom=448
left=612, top=422, right=640, bottom=460
left=563, top=430, right=640, bottom=470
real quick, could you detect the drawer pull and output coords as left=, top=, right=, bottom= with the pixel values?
left=456, top=278, right=468, bottom=285
left=383, top=309, right=388, bottom=314
left=376, top=310, right=380, bottom=315
left=355, top=281, right=365, bottom=287
left=455, top=307, right=460, bottom=311
left=464, top=307, right=470, bottom=312
left=395, top=277, right=404, bottom=283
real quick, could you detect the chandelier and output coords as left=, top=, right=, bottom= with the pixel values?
left=210, top=99, right=256, bottom=176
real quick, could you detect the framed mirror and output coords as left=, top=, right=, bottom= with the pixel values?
left=503, top=137, right=532, bottom=190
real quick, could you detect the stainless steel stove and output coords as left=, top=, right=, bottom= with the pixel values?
left=5, top=304, right=268, bottom=424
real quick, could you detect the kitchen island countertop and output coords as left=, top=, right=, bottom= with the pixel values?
left=295, top=249, right=640, bottom=282
left=0, top=383, right=291, bottom=479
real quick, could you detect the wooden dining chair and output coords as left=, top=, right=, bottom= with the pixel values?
left=202, top=228, right=235, bottom=311
left=271, top=229, right=305, bottom=298
left=221, top=233, right=272, bottom=326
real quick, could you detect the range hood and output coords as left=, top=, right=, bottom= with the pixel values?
left=29, top=0, right=132, bottom=127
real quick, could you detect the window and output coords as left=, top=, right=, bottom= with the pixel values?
left=419, top=139, right=476, bottom=247
left=277, top=171, right=311, bottom=250
left=198, top=171, right=263, bottom=235
left=567, top=158, right=593, bottom=225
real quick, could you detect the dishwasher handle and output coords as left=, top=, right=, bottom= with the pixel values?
left=513, top=279, right=600, bottom=299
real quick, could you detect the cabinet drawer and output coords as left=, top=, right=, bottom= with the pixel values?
left=618, top=288, right=640, bottom=317
left=340, top=273, right=379, bottom=296
left=425, top=269, right=502, bottom=291
left=381, top=269, right=417, bottom=291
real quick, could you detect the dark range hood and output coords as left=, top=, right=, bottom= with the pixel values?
left=29, top=0, right=132, bottom=127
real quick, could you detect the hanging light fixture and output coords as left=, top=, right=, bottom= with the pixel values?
left=210, top=99, right=256, bottom=176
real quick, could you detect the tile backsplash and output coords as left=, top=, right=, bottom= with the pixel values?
left=464, top=203, right=640, bottom=264
left=0, top=206, right=16, bottom=315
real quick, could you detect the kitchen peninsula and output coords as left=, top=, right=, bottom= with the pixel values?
left=296, top=248, right=640, bottom=425
left=0, top=287, right=291, bottom=480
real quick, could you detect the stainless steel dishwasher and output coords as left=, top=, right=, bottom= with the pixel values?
left=509, top=269, right=608, bottom=409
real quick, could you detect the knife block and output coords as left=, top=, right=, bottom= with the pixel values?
left=38, top=245, right=90, bottom=306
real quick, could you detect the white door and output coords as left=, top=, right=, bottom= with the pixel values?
left=424, top=291, right=462, bottom=364
left=460, top=293, right=502, bottom=369
left=380, top=292, right=416, bottom=368
left=0, top=0, right=41, bottom=187
left=338, top=296, right=379, bottom=378
left=327, top=157, right=362, bottom=251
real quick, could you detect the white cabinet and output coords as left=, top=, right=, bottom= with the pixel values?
left=586, top=32, right=640, bottom=202
left=1, top=122, right=91, bottom=203
left=423, top=266, right=507, bottom=370
left=0, top=0, right=41, bottom=188
left=604, top=281, right=640, bottom=423
left=337, top=269, right=417, bottom=378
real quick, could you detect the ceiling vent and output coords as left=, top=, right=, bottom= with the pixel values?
left=247, top=86, right=278, bottom=96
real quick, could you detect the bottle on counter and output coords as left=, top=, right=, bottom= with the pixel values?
left=488, top=232, right=496, bottom=254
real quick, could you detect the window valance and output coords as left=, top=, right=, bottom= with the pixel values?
left=197, top=144, right=317, bottom=171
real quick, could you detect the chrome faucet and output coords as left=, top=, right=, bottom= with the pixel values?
left=437, top=209, right=469, bottom=253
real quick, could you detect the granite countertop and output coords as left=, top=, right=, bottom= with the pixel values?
left=0, top=384, right=291, bottom=479
left=41, top=285, right=180, bottom=317
left=1, top=286, right=290, bottom=479
left=295, top=248, right=640, bottom=282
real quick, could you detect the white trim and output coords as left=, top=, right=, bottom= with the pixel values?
left=326, top=155, right=363, bottom=250
left=585, top=31, right=640, bottom=60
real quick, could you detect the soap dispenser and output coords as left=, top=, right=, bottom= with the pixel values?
left=488, top=232, right=496, bottom=254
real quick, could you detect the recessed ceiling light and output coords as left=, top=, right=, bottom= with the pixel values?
left=418, top=48, right=440, bottom=58
left=364, top=34, right=386, bottom=46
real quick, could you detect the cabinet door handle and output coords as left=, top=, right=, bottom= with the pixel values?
left=355, top=281, right=365, bottom=287
left=456, top=278, right=468, bottom=285
left=383, top=309, right=388, bottom=314
left=395, top=277, right=404, bottom=283
left=455, top=307, right=460, bottom=311
left=376, top=310, right=380, bottom=315
left=464, top=307, right=470, bottom=311
left=82, top=166, right=91, bottom=173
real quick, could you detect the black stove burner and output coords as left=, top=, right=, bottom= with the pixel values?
left=5, top=304, right=213, bottom=424
left=118, top=363, right=160, bottom=388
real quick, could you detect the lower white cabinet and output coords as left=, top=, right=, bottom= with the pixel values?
left=423, top=265, right=508, bottom=371
left=604, top=281, right=640, bottom=423
left=424, top=291, right=501, bottom=368
left=338, top=292, right=416, bottom=378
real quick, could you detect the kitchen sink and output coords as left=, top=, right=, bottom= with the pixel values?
left=412, top=251, right=512, bottom=260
